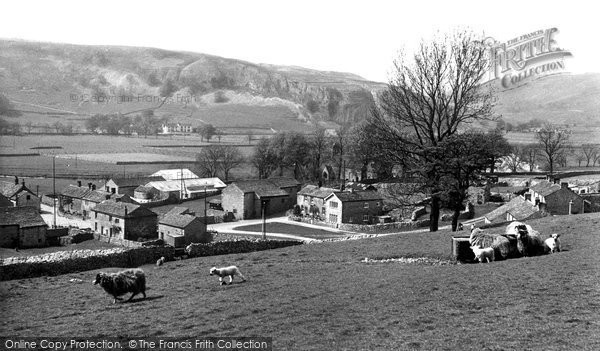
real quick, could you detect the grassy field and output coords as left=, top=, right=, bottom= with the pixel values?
left=1, top=213, right=599, bottom=350
left=234, top=222, right=350, bottom=239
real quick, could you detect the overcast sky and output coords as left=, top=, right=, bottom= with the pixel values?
left=1, top=0, right=596, bottom=82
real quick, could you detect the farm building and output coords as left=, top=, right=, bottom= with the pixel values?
left=104, top=176, right=163, bottom=196
left=0, top=178, right=41, bottom=210
left=324, top=190, right=384, bottom=226
left=151, top=168, right=199, bottom=180
left=59, top=184, right=118, bottom=218
left=144, top=177, right=226, bottom=201
left=0, top=207, right=48, bottom=248
left=297, top=185, right=337, bottom=219
left=222, top=178, right=301, bottom=220
left=527, top=180, right=584, bottom=215
left=160, top=123, right=194, bottom=134
left=91, top=201, right=158, bottom=241
left=481, top=196, right=543, bottom=224
left=132, top=185, right=161, bottom=202
left=158, top=207, right=209, bottom=247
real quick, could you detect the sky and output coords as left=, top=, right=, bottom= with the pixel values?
left=0, top=0, right=597, bottom=82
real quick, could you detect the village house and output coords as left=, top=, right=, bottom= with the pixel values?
left=324, top=190, right=384, bottom=226
left=160, top=123, right=194, bottom=134
left=297, top=185, right=337, bottom=219
left=481, top=196, right=543, bottom=224
left=222, top=178, right=301, bottom=220
left=151, top=168, right=199, bottom=181
left=527, top=180, right=584, bottom=215
left=104, top=176, right=163, bottom=196
left=0, top=207, right=48, bottom=248
left=59, top=182, right=118, bottom=218
left=0, top=178, right=41, bottom=210
left=143, top=177, right=226, bottom=201
left=91, top=201, right=158, bottom=241
left=158, top=207, right=209, bottom=247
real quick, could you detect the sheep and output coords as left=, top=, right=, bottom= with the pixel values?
left=156, top=256, right=165, bottom=266
left=93, top=268, right=146, bottom=303
left=469, top=228, right=518, bottom=260
left=544, top=234, right=561, bottom=253
left=470, top=245, right=495, bottom=263
left=507, top=221, right=547, bottom=257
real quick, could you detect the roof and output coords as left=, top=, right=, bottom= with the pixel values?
left=325, top=190, right=383, bottom=202
left=298, top=185, right=337, bottom=199
left=151, top=169, right=199, bottom=181
left=134, top=185, right=155, bottom=193
left=0, top=181, right=35, bottom=198
left=163, top=207, right=193, bottom=217
left=530, top=180, right=562, bottom=197
left=159, top=213, right=199, bottom=228
left=0, top=194, right=13, bottom=207
left=231, top=178, right=298, bottom=195
left=146, top=178, right=226, bottom=192
left=484, top=196, right=540, bottom=222
left=0, top=207, right=47, bottom=228
left=108, top=176, right=163, bottom=188
left=93, top=201, right=156, bottom=218
left=61, top=185, right=112, bottom=203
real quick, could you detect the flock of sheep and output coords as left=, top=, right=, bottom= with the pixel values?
left=469, top=221, right=561, bottom=263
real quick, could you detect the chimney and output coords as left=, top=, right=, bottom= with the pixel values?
left=88, top=182, right=92, bottom=190
left=561, top=182, right=569, bottom=189
left=22, top=180, right=25, bottom=186
left=77, top=180, right=82, bottom=187
left=115, top=197, right=121, bottom=203
left=14, top=176, right=18, bottom=185
left=105, top=194, right=110, bottom=200
left=318, top=180, right=322, bottom=188
left=124, top=207, right=128, bottom=216
left=92, top=184, right=96, bottom=191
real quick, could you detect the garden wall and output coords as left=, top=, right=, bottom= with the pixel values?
left=339, top=219, right=430, bottom=233
left=185, top=239, right=303, bottom=257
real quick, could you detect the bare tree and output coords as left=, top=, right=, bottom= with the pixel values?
left=217, top=145, right=244, bottom=181
left=311, top=127, right=328, bottom=180
left=332, top=125, right=349, bottom=181
left=195, top=147, right=220, bottom=178
left=520, top=144, right=539, bottom=172
left=369, top=30, right=497, bottom=231
left=504, top=152, right=522, bottom=173
left=535, top=123, right=570, bottom=175
left=582, top=144, right=599, bottom=167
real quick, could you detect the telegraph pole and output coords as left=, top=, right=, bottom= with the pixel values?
left=53, top=155, right=56, bottom=228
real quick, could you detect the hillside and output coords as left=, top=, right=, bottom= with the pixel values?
left=0, top=39, right=385, bottom=129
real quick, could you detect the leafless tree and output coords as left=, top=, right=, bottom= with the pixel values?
left=519, top=144, right=539, bottom=172
left=310, top=127, right=328, bottom=180
left=332, top=125, right=349, bottom=181
left=582, top=144, right=599, bottom=167
left=369, top=30, right=497, bottom=231
left=535, top=123, right=571, bottom=174
left=504, top=152, right=522, bottom=173
left=217, top=145, right=244, bottom=181
left=195, top=146, right=220, bottom=178
left=196, top=145, right=244, bottom=181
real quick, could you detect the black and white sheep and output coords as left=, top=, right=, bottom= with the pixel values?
left=506, top=221, right=547, bottom=257
left=544, top=234, right=561, bottom=253
left=469, top=228, right=519, bottom=260
left=93, top=268, right=146, bottom=303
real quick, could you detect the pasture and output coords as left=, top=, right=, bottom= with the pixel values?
left=1, top=213, right=599, bottom=350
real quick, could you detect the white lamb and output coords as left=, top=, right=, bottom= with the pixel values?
left=470, top=245, right=495, bottom=263
left=544, top=234, right=561, bottom=253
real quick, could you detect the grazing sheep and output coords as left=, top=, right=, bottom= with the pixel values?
left=210, top=266, right=246, bottom=285
left=93, top=268, right=146, bottom=303
left=508, top=221, right=546, bottom=257
left=544, top=234, right=561, bottom=253
left=156, top=256, right=165, bottom=266
left=470, top=228, right=518, bottom=260
left=470, top=245, right=495, bottom=263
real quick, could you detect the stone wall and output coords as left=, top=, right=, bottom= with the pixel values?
left=339, top=219, right=430, bottom=233
left=185, top=239, right=303, bottom=258
left=0, top=246, right=175, bottom=281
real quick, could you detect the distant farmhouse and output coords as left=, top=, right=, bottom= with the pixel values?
left=222, top=178, right=301, bottom=220
left=0, top=178, right=41, bottom=210
left=0, top=207, right=48, bottom=248
left=158, top=207, right=209, bottom=247
left=324, top=190, right=384, bottom=226
left=91, top=201, right=158, bottom=241
left=161, top=123, right=194, bottom=134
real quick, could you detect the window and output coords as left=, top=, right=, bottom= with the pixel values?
left=233, top=208, right=237, bottom=214
left=115, top=218, right=119, bottom=223
left=329, top=214, right=338, bottom=223
left=95, top=222, right=98, bottom=231
left=363, top=214, right=369, bottom=222
left=94, top=212, right=98, bottom=219
left=364, top=202, right=369, bottom=209
left=26, top=195, right=31, bottom=200
left=281, top=199, right=285, bottom=204
left=330, top=201, right=338, bottom=208
left=109, top=215, right=112, bottom=222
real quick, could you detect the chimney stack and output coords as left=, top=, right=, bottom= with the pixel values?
left=77, top=180, right=82, bottom=187
left=14, top=176, right=18, bottom=185
left=105, top=194, right=110, bottom=200
left=92, top=184, right=96, bottom=191
left=22, top=180, right=25, bottom=186
left=561, top=182, right=569, bottom=189
left=88, top=182, right=92, bottom=190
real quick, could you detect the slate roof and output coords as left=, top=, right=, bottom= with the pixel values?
left=0, top=207, right=47, bottom=228
left=0, top=181, right=35, bottom=199
left=484, top=196, right=540, bottom=222
left=163, top=207, right=192, bottom=217
left=109, top=177, right=163, bottom=188
left=326, top=191, right=383, bottom=202
left=232, top=178, right=299, bottom=196
left=530, top=181, right=562, bottom=197
left=61, top=185, right=112, bottom=203
left=159, top=213, right=199, bottom=228
left=298, top=185, right=337, bottom=199
left=0, top=194, right=13, bottom=207
left=146, top=178, right=226, bottom=192
left=93, top=201, right=156, bottom=218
